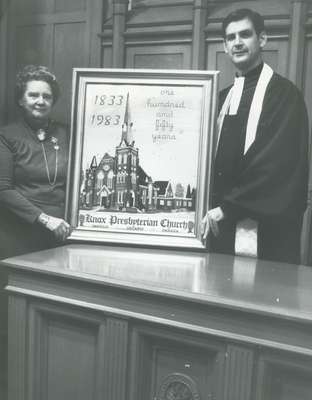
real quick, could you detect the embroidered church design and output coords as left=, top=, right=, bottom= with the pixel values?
left=80, top=94, right=195, bottom=213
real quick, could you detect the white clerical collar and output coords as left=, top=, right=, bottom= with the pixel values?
left=229, top=63, right=265, bottom=116
left=244, top=63, right=273, bottom=153
left=229, top=76, right=245, bottom=115
left=215, top=62, right=274, bottom=156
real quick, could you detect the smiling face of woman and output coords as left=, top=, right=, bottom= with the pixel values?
left=19, top=80, right=54, bottom=126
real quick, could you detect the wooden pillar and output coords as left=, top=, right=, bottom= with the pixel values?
left=191, top=0, right=208, bottom=70
left=288, top=0, right=308, bottom=88
left=290, top=1, right=312, bottom=264
left=8, top=294, right=27, bottom=400
left=89, top=0, right=105, bottom=67
left=112, top=0, right=127, bottom=68
left=0, top=0, right=9, bottom=124
left=223, top=345, right=254, bottom=400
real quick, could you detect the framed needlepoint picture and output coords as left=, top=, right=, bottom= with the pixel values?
left=66, top=68, right=219, bottom=249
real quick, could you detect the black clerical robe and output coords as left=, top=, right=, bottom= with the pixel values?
left=211, top=64, right=309, bottom=264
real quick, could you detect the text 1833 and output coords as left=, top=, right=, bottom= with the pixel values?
left=94, top=94, right=124, bottom=106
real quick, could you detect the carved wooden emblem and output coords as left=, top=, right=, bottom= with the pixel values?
left=158, top=373, right=201, bottom=400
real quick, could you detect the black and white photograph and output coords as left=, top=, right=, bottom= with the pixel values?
left=0, top=1, right=312, bottom=400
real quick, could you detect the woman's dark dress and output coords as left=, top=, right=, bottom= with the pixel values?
left=0, top=119, right=69, bottom=259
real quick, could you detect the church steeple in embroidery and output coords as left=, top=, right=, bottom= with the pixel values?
left=120, top=93, right=134, bottom=147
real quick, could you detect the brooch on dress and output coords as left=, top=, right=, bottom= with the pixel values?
left=37, top=129, right=47, bottom=142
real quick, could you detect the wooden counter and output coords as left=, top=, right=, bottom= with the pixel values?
left=2, top=244, right=312, bottom=400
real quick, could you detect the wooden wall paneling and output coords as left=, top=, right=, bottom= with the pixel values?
left=89, top=0, right=104, bottom=67
left=28, top=303, right=99, bottom=400
left=255, top=351, right=312, bottom=400
left=304, top=16, right=312, bottom=127
left=287, top=0, right=308, bottom=88
left=6, top=2, right=45, bottom=122
left=290, top=9, right=311, bottom=293
left=101, top=23, right=113, bottom=67
left=255, top=356, right=267, bottom=400
left=191, top=0, right=208, bottom=70
left=204, top=0, right=293, bottom=19
left=125, top=44, right=191, bottom=69
left=24, top=301, right=125, bottom=400
left=302, top=16, right=312, bottom=265
left=100, top=0, right=116, bottom=68
left=52, top=19, right=88, bottom=123
left=128, top=325, right=224, bottom=400
left=126, top=1, right=193, bottom=27
left=262, top=40, right=289, bottom=76
left=54, top=0, right=86, bottom=13
left=128, top=326, right=152, bottom=400
left=15, top=23, right=51, bottom=68
left=103, top=318, right=128, bottom=400
left=301, top=198, right=312, bottom=266
left=121, top=0, right=193, bottom=70
left=206, top=41, right=233, bottom=89
left=0, top=269, right=7, bottom=400
left=45, top=317, right=97, bottom=400
left=0, top=0, right=9, bottom=124
left=94, top=323, right=106, bottom=400
left=8, top=294, right=27, bottom=400
left=27, top=301, right=48, bottom=400
left=223, top=345, right=254, bottom=400
left=130, top=0, right=193, bottom=6
left=7, top=0, right=103, bottom=124
left=102, top=45, right=113, bottom=68
left=0, top=9, right=10, bottom=397
left=112, top=0, right=128, bottom=67
left=16, top=0, right=52, bottom=15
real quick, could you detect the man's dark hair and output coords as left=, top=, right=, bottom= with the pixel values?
left=222, top=8, right=265, bottom=38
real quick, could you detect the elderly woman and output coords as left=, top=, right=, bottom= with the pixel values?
left=0, top=65, right=71, bottom=259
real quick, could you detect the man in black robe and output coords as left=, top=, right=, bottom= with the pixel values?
left=202, top=8, right=309, bottom=264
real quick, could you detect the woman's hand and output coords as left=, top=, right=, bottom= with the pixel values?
left=38, top=213, right=71, bottom=241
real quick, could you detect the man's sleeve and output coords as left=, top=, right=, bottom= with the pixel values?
left=221, top=77, right=309, bottom=220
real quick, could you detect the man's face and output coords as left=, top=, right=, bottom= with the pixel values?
left=223, top=18, right=267, bottom=73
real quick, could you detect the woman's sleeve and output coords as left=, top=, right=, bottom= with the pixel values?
left=0, top=134, right=43, bottom=223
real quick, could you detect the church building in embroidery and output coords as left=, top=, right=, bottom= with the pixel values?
left=80, top=94, right=195, bottom=212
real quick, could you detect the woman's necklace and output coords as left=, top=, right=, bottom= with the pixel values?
left=24, top=120, right=60, bottom=186
left=41, top=136, right=59, bottom=186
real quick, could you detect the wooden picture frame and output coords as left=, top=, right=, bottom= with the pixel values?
left=66, top=68, right=219, bottom=249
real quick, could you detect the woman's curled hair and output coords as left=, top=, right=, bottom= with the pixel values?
left=15, top=65, right=60, bottom=105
